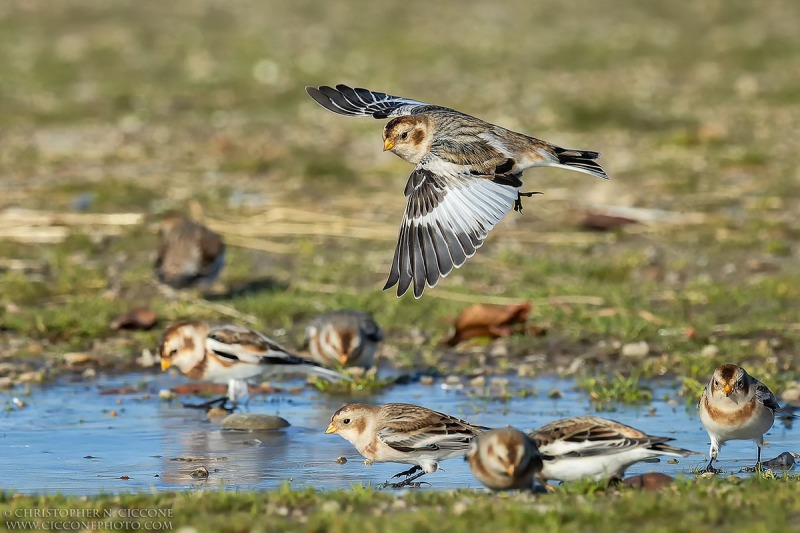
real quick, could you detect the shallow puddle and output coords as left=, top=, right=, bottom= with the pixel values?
left=0, top=371, right=795, bottom=494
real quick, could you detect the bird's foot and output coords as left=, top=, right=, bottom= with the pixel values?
left=740, top=463, right=762, bottom=473
left=381, top=467, right=428, bottom=489
left=380, top=478, right=430, bottom=490
left=700, top=465, right=723, bottom=475
left=513, top=191, right=543, bottom=213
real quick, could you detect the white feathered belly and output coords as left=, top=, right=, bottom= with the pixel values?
left=540, top=449, right=662, bottom=482
left=700, top=402, right=774, bottom=443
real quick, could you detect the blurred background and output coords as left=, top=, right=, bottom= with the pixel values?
left=0, top=0, right=798, bottom=388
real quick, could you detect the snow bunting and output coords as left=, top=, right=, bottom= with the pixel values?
left=325, top=402, right=489, bottom=487
left=159, top=321, right=348, bottom=409
left=465, top=427, right=543, bottom=491
left=698, top=364, right=790, bottom=473
left=155, top=213, right=225, bottom=289
left=306, top=84, right=609, bottom=298
left=530, top=416, right=696, bottom=483
left=304, top=310, right=383, bottom=368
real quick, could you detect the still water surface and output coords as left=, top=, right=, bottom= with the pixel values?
left=0, top=371, right=795, bottom=494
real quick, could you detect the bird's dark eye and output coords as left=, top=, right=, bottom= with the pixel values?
left=400, top=132, right=408, bottom=140
left=342, top=418, right=351, bottom=425
left=737, top=379, right=744, bottom=388
left=169, top=349, right=178, bottom=357
left=713, top=380, right=719, bottom=387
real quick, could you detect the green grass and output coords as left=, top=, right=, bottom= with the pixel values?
left=2, top=476, right=800, bottom=533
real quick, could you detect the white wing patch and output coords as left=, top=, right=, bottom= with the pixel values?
left=384, top=156, right=519, bottom=298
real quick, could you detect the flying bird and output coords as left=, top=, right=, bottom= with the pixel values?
left=306, top=84, right=609, bottom=298
left=159, top=321, right=349, bottom=411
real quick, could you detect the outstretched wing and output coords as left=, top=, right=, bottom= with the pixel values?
left=305, top=84, right=441, bottom=119
left=383, top=155, right=520, bottom=298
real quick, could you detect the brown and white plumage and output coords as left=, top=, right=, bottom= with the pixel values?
left=306, top=84, right=609, bottom=298
left=155, top=214, right=225, bottom=289
left=305, top=310, right=383, bottom=368
left=159, top=321, right=348, bottom=406
left=325, top=402, right=488, bottom=486
left=466, top=427, right=543, bottom=491
left=530, top=416, right=696, bottom=482
left=698, top=364, right=788, bottom=473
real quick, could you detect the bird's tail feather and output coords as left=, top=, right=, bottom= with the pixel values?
left=302, top=365, right=353, bottom=383
left=552, top=147, right=609, bottom=180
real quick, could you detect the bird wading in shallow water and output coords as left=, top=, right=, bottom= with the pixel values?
left=304, top=310, right=383, bottom=368
left=159, top=321, right=349, bottom=411
left=306, top=84, right=609, bottom=298
left=530, top=416, right=696, bottom=485
left=325, top=402, right=488, bottom=488
left=698, top=364, right=796, bottom=473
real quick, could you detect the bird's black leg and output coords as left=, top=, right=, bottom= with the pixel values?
left=182, top=396, right=236, bottom=413
left=514, top=191, right=543, bottom=213
left=701, top=458, right=722, bottom=474
left=743, top=445, right=764, bottom=473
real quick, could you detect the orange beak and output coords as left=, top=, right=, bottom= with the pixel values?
left=383, top=138, right=394, bottom=151
left=338, top=354, right=349, bottom=366
left=505, top=465, right=516, bottom=477
left=324, top=423, right=337, bottom=435
left=160, top=359, right=172, bottom=372
left=723, top=383, right=732, bottom=396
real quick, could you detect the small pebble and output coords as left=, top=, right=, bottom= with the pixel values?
left=701, top=345, right=719, bottom=358
left=335, top=456, right=347, bottom=465
left=220, top=413, right=290, bottom=430
left=190, top=466, right=209, bottom=479
left=622, top=472, right=674, bottom=491
left=420, top=376, right=435, bottom=386
left=621, top=341, right=649, bottom=358
left=667, top=458, right=679, bottom=464
left=158, top=389, right=176, bottom=401
left=81, top=368, right=96, bottom=380
left=64, top=352, right=95, bottom=366
left=548, top=389, right=563, bottom=399
left=206, top=407, right=229, bottom=420
left=469, top=376, right=486, bottom=388
left=321, top=501, right=341, bottom=513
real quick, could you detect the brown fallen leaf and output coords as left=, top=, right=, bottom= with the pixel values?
left=110, top=308, right=158, bottom=331
left=581, top=212, right=638, bottom=232
left=622, top=472, right=674, bottom=491
left=445, top=302, right=533, bottom=347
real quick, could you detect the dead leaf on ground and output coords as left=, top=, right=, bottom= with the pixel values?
left=580, top=212, right=638, bottom=232
left=110, top=308, right=158, bottom=330
left=444, top=302, right=534, bottom=347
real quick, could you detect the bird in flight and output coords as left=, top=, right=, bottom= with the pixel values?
left=306, top=84, right=609, bottom=298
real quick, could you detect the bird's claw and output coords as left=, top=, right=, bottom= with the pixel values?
left=514, top=191, right=543, bottom=213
